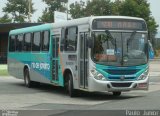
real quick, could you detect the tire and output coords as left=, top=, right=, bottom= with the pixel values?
left=24, top=69, right=33, bottom=88
left=67, top=73, right=76, bottom=97
left=113, top=92, right=121, bottom=96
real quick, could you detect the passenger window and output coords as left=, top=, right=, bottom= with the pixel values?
left=32, top=32, right=41, bottom=51
left=16, top=34, right=23, bottom=52
left=65, top=27, right=78, bottom=51
left=9, top=35, right=16, bottom=52
left=42, top=31, right=50, bottom=51
left=24, top=33, right=31, bottom=51
left=60, top=28, right=65, bottom=51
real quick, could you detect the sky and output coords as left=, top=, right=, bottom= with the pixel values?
left=0, top=0, right=160, bottom=31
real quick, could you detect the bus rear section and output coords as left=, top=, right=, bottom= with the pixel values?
left=7, top=24, right=56, bottom=86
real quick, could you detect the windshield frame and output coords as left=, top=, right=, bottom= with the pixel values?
left=91, top=30, right=149, bottom=67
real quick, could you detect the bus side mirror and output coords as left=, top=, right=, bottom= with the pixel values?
left=87, top=37, right=93, bottom=48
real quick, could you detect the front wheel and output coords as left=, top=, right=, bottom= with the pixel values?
left=67, top=73, right=76, bottom=97
left=24, top=69, right=34, bottom=88
left=113, top=92, right=121, bottom=96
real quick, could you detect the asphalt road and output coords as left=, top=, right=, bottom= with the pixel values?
left=0, top=60, right=160, bottom=116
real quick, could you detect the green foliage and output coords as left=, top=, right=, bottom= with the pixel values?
left=0, top=70, right=8, bottom=76
left=3, top=0, right=35, bottom=23
left=0, top=14, right=12, bottom=23
left=69, top=0, right=86, bottom=19
left=85, top=0, right=111, bottom=16
left=111, top=0, right=122, bottom=15
left=38, top=8, right=54, bottom=23
left=0, top=65, right=8, bottom=76
left=38, top=0, right=67, bottom=22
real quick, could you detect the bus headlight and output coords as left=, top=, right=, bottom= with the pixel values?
left=138, top=69, right=148, bottom=80
left=90, top=69, right=106, bottom=81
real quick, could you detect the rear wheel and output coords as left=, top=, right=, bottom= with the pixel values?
left=113, top=92, right=121, bottom=96
left=67, top=73, right=76, bottom=97
left=24, top=69, right=34, bottom=88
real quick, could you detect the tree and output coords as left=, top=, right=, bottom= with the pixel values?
left=85, top=0, right=112, bottom=16
left=111, top=0, right=123, bottom=15
left=0, top=14, right=12, bottom=23
left=38, top=8, right=53, bottom=23
left=38, top=0, right=67, bottom=22
left=3, top=0, right=35, bottom=23
left=69, top=0, right=86, bottom=19
left=69, top=0, right=113, bottom=18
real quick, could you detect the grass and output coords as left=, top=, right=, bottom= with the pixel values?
left=0, top=69, right=9, bottom=76
left=0, top=65, right=8, bottom=76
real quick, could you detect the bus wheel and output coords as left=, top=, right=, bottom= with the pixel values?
left=24, top=69, right=33, bottom=88
left=113, top=92, right=121, bottom=96
left=67, top=73, right=76, bottom=97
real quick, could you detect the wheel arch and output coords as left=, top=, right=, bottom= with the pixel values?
left=63, top=68, right=74, bottom=87
left=23, top=64, right=30, bottom=77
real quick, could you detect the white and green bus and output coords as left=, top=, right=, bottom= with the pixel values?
left=8, top=16, right=149, bottom=97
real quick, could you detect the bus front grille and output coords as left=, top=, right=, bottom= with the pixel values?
left=107, top=76, right=136, bottom=80
left=111, top=82, right=132, bottom=87
left=105, top=69, right=139, bottom=75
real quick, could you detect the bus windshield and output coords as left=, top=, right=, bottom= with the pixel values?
left=92, top=31, right=148, bottom=66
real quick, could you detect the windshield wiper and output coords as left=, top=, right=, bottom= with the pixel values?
left=105, top=30, right=116, bottom=46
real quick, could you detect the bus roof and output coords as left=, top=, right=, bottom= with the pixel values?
left=9, top=23, right=53, bottom=35
left=9, top=16, right=145, bottom=35
left=51, top=16, right=145, bottom=28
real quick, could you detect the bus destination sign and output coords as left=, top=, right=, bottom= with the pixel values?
left=92, top=19, right=147, bottom=30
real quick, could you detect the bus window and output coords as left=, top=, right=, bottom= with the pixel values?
left=16, top=34, right=23, bottom=52
left=9, top=35, right=16, bottom=52
left=60, top=28, right=65, bottom=51
left=65, top=27, right=78, bottom=51
left=42, top=31, right=50, bottom=51
left=32, top=32, right=41, bottom=51
left=24, top=33, right=32, bottom=51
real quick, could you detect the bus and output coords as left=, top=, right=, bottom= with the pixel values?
left=8, top=16, right=149, bottom=97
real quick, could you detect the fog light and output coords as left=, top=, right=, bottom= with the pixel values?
left=138, top=83, right=147, bottom=88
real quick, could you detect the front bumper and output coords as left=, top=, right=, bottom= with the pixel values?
left=88, top=76, right=149, bottom=92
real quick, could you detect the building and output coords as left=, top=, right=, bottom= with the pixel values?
left=0, top=23, right=42, bottom=64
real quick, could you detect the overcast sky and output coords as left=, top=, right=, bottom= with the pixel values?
left=0, top=0, right=159, bottom=31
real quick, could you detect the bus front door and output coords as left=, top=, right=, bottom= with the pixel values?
left=51, top=35, right=59, bottom=82
left=79, top=32, right=89, bottom=88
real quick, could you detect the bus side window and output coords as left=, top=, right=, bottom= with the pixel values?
left=64, top=27, right=78, bottom=51
left=60, top=28, right=65, bottom=51
left=24, top=33, right=31, bottom=51
left=32, top=32, right=41, bottom=51
left=16, top=34, right=23, bottom=52
left=9, top=35, right=16, bottom=52
left=42, top=31, right=50, bottom=51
